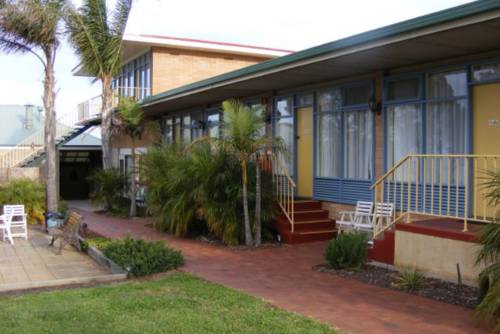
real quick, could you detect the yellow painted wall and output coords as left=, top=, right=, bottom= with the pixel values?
left=473, top=83, right=500, bottom=218
left=394, top=231, right=484, bottom=285
left=296, top=107, right=313, bottom=197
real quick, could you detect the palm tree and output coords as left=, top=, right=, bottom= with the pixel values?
left=476, top=171, right=500, bottom=331
left=113, top=98, right=158, bottom=217
left=65, top=0, right=131, bottom=170
left=0, top=0, right=64, bottom=212
left=205, top=100, right=281, bottom=246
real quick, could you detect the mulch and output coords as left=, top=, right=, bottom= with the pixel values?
left=313, top=263, right=479, bottom=309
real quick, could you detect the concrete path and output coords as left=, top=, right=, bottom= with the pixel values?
left=77, top=209, right=488, bottom=334
left=0, top=227, right=110, bottom=290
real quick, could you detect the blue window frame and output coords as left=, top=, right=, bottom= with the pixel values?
left=313, top=81, right=375, bottom=204
left=113, top=51, right=152, bottom=99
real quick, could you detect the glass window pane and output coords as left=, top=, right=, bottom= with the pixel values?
left=276, top=97, right=292, bottom=117
left=250, top=103, right=266, bottom=137
left=275, top=117, right=294, bottom=174
left=163, top=119, right=173, bottom=144
left=207, top=112, right=220, bottom=138
left=426, top=100, right=467, bottom=154
left=473, top=63, right=500, bottom=83
left=317, top=89, right=341, bottom=113
left=426, top=70, right=467, bottom=99
left=387, top=77, right=420, bottom=101
left=343, top=85, right=370, bottom=106
left=191, top=113, right=203, bottom=139
left=174, top=117, right=181, bottom=142
left=296, top=93, right=313, bottom=107
left=182, top=115, right=191, bottom=143
left=344, top=110, right=373, bottom=179
left=316, top=113, right=341, bottom=178
left=386, top=104, right=422, bottom=168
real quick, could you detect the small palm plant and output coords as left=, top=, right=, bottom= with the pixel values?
left=113, top=98, right=159, bottom=217
left=200, top=99, right=281, bottom=246
left=476, top=171, right=500, bottom=331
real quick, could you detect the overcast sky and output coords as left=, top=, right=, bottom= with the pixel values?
left=0, top=0, right=473, bottom=118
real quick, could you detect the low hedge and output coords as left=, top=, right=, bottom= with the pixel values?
left=103, top=237, right=184, bottom=277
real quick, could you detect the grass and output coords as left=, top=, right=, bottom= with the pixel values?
left=0, top=273, right=336, bottom=334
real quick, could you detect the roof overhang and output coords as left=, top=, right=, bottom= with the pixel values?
left=140, top=0, right=500, bottom=115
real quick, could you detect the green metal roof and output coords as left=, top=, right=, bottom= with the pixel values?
left=142, top=0, right=500, bottom=108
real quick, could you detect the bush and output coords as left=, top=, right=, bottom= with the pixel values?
left=142, top=144, right=276, bottom=245
left=0, top=178, right=45, bottom=224
left=324, top=232, right=368, bottom=270
left=103, top=237, right=184, bottom=277
left=393, top=267, right=426, bottom=291
left=87, top=168, right=128, bottom=213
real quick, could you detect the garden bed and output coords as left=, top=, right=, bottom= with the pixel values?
left=313, top=263, right=479, bottom=309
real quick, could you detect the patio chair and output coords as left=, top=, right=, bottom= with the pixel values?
left=354, top=202, right=394, bottom=233
left=0, top=214, right=14, bottom=245
left=3, top=205, right=28, bottom=240
left=336, top=201, right=373, bottom=232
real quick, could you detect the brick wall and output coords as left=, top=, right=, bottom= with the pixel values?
left=151, top=47, right=269, bottom=95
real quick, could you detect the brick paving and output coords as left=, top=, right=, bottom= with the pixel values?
left=77, top=209, right=488, bottom=334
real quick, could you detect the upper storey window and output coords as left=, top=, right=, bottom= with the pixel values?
left=112, top=52, right=151, bottom=100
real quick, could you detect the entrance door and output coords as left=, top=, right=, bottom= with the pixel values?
left=473, top=83, right=500, bottom=218
left=296, top=107, right=313, bottom=198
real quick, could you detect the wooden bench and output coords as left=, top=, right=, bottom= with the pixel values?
left=49, top=211, right=86, bottom=254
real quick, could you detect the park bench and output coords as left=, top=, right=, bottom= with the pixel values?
left=49, top=211, right=86, bottom=254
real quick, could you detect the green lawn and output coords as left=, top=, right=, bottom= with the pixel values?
left=0, top=273, right=336, bottom=334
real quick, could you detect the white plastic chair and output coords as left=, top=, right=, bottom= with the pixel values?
left=355, top=202, right=394, bottom=233
left=337, top=201, right=373, bottom=232
left=0, top=214, right=14, bottom=245
left=3, top=205, right=28, bottom=240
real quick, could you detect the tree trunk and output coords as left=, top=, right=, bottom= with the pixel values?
left=254, top=154, right=262, bottom=246
left=129, top=140, right=137, bottom=217
left=241, top=159, right=253, bottom=246
left=101, top=76, right=113, bottom=169
left=43, top=50, right=58, bottom=212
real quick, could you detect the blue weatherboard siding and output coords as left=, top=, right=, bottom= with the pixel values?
left=314, top=179, right=373, bottom=204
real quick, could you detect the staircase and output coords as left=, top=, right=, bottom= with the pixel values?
left=276, top=200, right=337, bottom=244
left=0, top=110, right=92, bottom=168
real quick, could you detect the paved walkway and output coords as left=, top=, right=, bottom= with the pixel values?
left=0, top=227, right=109, bottom=287
left=77, top=209, right=488, bottom=334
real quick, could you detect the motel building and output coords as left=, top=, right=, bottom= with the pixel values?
left=78, top=0, right=500, bottom=285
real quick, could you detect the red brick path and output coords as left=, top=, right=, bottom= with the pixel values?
left=78, top=209, right=487, bottom=334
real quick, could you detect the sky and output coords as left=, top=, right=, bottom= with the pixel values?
left=0, top=0, right=473, bottom=120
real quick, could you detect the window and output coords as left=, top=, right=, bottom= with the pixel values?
left=113, top=52, right=151, bottom=99
left=163, top=118, right=173, bottom=144
left=182, top=115, right=191, bottom=143
left=174, top=117, right=181, bottom=143
left=191, top=112, right=204, bottom=140
left=316, top=84, right=373, bottom=180
left=384, top=69, right=468, bottom=182
left=248, top=102, right=266, bottom=137
left=273, top=97, right=294, bottom=174
left=472, top=62, right=500, bottom=83
left=207, top=111, right=220, bottom=138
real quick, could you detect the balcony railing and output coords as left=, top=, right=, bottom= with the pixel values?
left=77, top=86, right=152, bottom=123
left=371, top=154, right=500, bottom=238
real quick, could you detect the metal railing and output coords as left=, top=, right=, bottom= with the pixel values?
left=0, top=110, right=82, bottom=168
left=261, top=152, right=296, bottom=232
left=371, top=154, right=500, bottom=238
left=77, top=86, right=152, bottom=123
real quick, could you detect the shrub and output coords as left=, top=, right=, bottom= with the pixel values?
left=0, top=178, right=45, bottom=224
left=393, top=267, right=426, bottom=291
left=87, top=168, right=128, bottom=213
left=58, top=200, right=69, bottom=217
left=324, top=232, right=368, bottom=270
left=103, top=237, right=184, bottom=277
left=142, top=144, right=276, bottom=245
